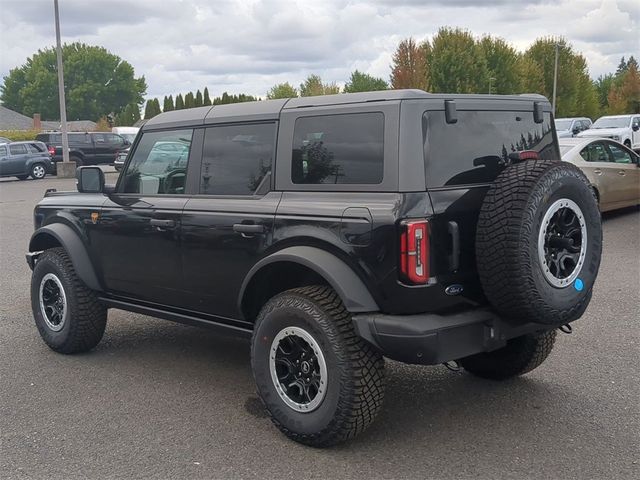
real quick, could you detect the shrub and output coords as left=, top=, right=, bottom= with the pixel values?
left=0, top=130, right=39, bottom=141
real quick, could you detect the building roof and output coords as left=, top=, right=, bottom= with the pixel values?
left=0, top=105, right=33, bottom=130
left=41, top=120, right=97, bottom=131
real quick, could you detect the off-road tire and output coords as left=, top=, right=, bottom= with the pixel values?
left=476, top=160, right=601, bottom=325
left=251, top=285, right=384, bottom=447
left=460, top=330, right=557, bottom=380
left=31, top=247, right=107, bottom=353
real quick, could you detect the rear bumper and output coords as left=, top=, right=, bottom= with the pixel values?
left=352, top=308, right=552, bottom=365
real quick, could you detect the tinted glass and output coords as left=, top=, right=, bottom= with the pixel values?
left=121, top=129, right=192, bottom=195
left=200, top=123, right=275, bottom=195
left=68, top=133, right=91, bottom=144
left=592, top=117, right=630, bottom=129
left=9, top=144, right=28, bottom=155
left=0, top=145, right=7, bottom=156
left=29, top=143, right=45, bottom=153
left=607, top=143, right=633, bottom=164
left=292, top=113, right=384, bottom=185
left=580, top=143, right=611, bottom=162
left=423, top=110, right=558, bottom=187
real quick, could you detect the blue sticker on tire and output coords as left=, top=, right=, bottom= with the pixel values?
left=574, top=278, right=584, bottom=291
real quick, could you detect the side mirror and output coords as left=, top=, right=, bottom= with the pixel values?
left=123, top=139, right=131, bottom=146
left=632, top=124, right=639, bottom=132
left=572, top=127, right=580, bottom=135
left=77, top=166, right=105, bottom=193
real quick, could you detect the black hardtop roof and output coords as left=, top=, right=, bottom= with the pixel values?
left=142, top=90, right=550, bottom=131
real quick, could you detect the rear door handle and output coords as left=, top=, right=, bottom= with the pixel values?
left=150, top=218, right=176, bottom=229
left=617, top=171, right=626, bottom=176
left=593, top=169, right=602, bottom=175
left=233, top=223, right=265, bottom=234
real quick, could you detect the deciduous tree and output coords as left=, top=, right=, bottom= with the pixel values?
left=266, top=82, right=298, bottom=99
left=389, top=38, right=428, bottom=90
left=344, top=70, right=388, bottom=92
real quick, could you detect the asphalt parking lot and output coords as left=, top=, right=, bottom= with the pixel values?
left=1, top=171, right=638, bottom=480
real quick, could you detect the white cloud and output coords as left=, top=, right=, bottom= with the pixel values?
left=0, top=0, right=637, bottom=100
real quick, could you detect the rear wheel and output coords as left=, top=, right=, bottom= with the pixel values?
left=70, top=155, right=82, bottom=167
left=251, top=285, right=384, bottom=447
left=30, top=163, right=46, bottom=179
left=31, top=248, right=107, bottom=353
left=460, top=330, right=557, bottom=380
left=624, top=140, right=631, bottom=149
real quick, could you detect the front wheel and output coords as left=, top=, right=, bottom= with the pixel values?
left=251, top=286, right=385, bottom=447
left=31, top=248, right=107, bottom=353
left=30, top=163, right=46, bottom=179
left=459, top=330, right=557, bottom=380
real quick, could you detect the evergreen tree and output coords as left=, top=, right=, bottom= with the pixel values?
left=203, top=87, right=212, bottom=106
left=175, top=93, right=184, bottom=110
left=163, top=95, right=174, bottom=112
left=184, top=92, right=195, bottom=108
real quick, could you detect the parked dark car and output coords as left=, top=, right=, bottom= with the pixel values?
left=0, top=141, right=52, bottom=180
left=27, top=90, right=602, bottom=447
left=0, top=136, right=11, bottom=144
left=35, top=131, right=130, bottom=171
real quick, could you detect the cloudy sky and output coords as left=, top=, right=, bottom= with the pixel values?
left=1, top=0, right=638, bottom=100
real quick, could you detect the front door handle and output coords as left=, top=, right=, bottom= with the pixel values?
left=233, top=223, right=265, bottom=237
left=593, top=169, right=602, bottom=175
left=150, top=218, right=176, bottom=230
left=617, top=171, right=626, bottom=176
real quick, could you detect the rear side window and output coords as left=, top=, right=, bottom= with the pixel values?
left=121, top=129, right=192, bottom=195
left=28, top=143, right=45, bottom=153
left=292, top=113, right=384, bottom=185
left=423, top=110, right=558, bottom=187
left=200, top=123, right=276, bottom=195
left=69, top=133, right=91, bottom=144
left=9, top=144, right=28, bottom=155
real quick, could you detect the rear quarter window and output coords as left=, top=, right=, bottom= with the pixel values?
left=423, top=110, right=558, bottom=187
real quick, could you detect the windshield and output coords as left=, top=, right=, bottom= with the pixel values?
left=120, top=133, right=137, bottom=142
left=555, top=120, right=572, bottom=131
left=592, top=117, right=629, bottom=129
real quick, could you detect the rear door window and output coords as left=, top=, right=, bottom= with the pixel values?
left=200, top=123, right=276, bottom=195
left=120, top=129, right=193, bottom=195
left=423, top=110, right=558, bottom=187
left=9, top=144, right=28, bottom=155
left=291, top=113, right=384, bottom=185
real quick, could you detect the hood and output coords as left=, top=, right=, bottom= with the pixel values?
left=578, top=127, right=626, bottom=137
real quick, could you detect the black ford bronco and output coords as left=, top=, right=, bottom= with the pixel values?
left=27, top=90, right=602, bottom=446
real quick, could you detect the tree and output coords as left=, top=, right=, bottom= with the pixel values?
left=0, top=42, right=146, bottom=121
left=594, top=74, right=615, bottom=114
left=608, top=62, right=640, bottom=114
left=390, top=38, right=429, bottom=90
left=175, top=93, right=185, bottom=110
left=115, top=103, right=141, bottom=126
left=478, top=36, right=521, bottom=94
left=195, top=89, right=203, bottom=107
left=163, top=95, right=174, bottom=112
left=299, top=75, right=339, bottom=96
left=203, top=87, right=212, bottom=106
left=344, top=70, right=388, bottom=93
left=184, top=92, right=195, bottom=108
left=266, top=82, right=298, bottom=99
left=427, top=27, right=489, bottom=94
left=144, top=98, right=161, bottom=119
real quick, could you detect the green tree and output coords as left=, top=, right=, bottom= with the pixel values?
left=115, top=103, right=141, bottom=126
left=344, top=70, right=388, bottom=92
left=478, top=36, right=521, bottom=94
left=175, top=93, right=184, bottom=110
left=266, top=82, right=298, bottom=99
left=203, top=87, right=212, bottom=106
left=144, top=98, right=161, bottom=119
left=594, top=74, right=615, bottom=114
left=184, top=92, right=195, bottom=108
left=0, top=42, right=146, bottom=121
left=608, top=62, right=640, bottom=114
left=428, top=27, right=489, bottom=93
left=390, top=38, right=429, bottom=90
left=195, top=89, right=203, bottom=107
left=163, top=95, right=174, bottom=112
left=299, top=75, right=339, bottom=96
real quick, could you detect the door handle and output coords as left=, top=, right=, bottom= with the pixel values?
left=617, top=171, right=626, bottom=176
left=593, top=169, right=602, bottom=175
left=150, top=218, right=176, bottom=229
left=233, top=223, right=265, bottom=236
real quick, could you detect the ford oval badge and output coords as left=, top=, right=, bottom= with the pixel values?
left=445, top=284, right=464, bottom=296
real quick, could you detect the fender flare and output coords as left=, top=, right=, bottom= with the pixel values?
left=238, top=246, right=379, bottom=314
left=29, top=223, right=102, bottom=291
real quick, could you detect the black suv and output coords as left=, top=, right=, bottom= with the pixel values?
left=35, top=131, right=130, bottom=171
left=26, top=90, right=602, bottom=446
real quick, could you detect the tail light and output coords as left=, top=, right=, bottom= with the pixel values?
left=399, top=219, right=429, bottom=284
left=508, top=150, right=539, bottom=162
left=47, top=146, right=55, bottom=156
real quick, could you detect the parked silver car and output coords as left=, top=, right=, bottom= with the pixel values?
left=560, top=137, right=640, bottom=212
left=555, top=117, right=592, bottom=138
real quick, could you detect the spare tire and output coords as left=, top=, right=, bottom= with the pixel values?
left=476, top=160, right=601, bottom=325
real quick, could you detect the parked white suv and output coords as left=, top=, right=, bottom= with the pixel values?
left=577, top=114, right=640, bottom=150
left=555, top=117, right=592, bottom=138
